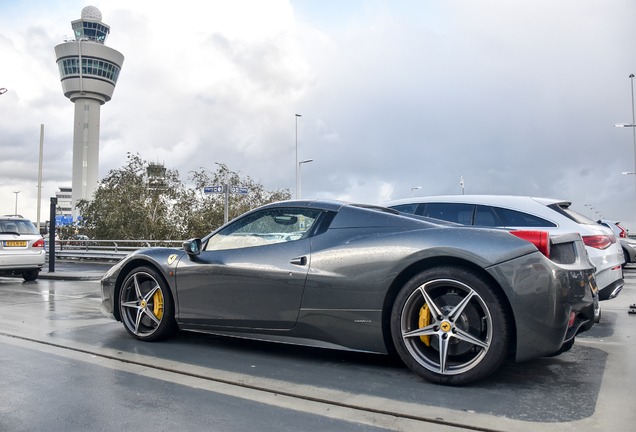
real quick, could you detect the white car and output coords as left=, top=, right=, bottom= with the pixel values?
left=385, top=196, right=624, bottom=301
left=0, top=215, right=46, bottom=281
left=598, top=219, right=636, bottom=265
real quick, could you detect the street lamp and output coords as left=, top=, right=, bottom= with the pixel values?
left=411, top=186, right=421, bottom=197
left=298, top=159, right=313, bottom=199
left=614, top=74, right=636, bottom=231
left=13, top=191, right=20, bottom=215
left=460, top=176, right=465, bottom=195
left=0, top=88, right=7, bottom=95
left=295, top=114, right=302, bottom=199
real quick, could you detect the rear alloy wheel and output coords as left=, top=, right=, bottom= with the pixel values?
left=391, top=266, right=510, bottom=385
left=119, top=266, right=176, bottom=341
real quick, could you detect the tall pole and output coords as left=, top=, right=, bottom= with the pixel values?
left=37, top=124, right=44, bottom=232
left=295, top=114, right=301, bottom=199
left=49, top=197, right=57, bottom=273
left=631, top=74, right=636, bottom=233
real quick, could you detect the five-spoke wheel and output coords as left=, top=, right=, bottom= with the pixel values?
left=119, top=266, right=176, bottom=341
left=391, top=266, right=509, bottom=385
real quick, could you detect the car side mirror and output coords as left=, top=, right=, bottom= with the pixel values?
left=183, top=238, right=202, bottom=256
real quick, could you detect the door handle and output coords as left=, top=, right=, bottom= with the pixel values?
left=290, top=256, right=307, bottom=266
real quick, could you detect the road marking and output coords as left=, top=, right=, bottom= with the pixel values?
left=0, top=332, right=500, bottom=432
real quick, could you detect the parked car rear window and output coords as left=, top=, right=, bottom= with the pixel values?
left=421, top=203, right=473, bottom=225
left=389, top=202, right=557, bottom=229
left=493, top=207, right=557, bottom=228
left=548, top=204, right=596, bottom=226
left=0, top=219, right=39, bottom=235
left=473, top=205, right=503, bottom=227
left=391, top=204, right=418, bottom=214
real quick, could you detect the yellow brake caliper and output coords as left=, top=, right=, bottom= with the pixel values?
left=419, top=304, right=431, bottom=346
left=153, top=290, right=164, bottom=320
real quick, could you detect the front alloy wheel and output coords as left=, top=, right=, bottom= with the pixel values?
left=119, top=267, right=176, bottom=341
left=391, top=266, right=509, bottom=385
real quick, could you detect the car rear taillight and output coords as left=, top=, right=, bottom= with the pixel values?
left=32, top=239, right=45, bottom=248
left=510, top=230, right=550, bottom=258
left=582, top=235, right=613, bottom=250
left=617, top=224, right=627, bottom=238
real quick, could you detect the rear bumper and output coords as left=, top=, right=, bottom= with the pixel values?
left=488, top=252, right=596, bottom=362
left=0, top=251, right=46, bottom=271
left=598, top=277, right=624, bottom=301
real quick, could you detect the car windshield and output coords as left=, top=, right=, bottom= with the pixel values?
left=0, top=220, right=38, bottom=235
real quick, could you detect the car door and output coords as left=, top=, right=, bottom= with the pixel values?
left=175, top=207, right=323, bottom=330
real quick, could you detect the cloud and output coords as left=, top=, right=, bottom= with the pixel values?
left=1, top=0, right=636, bottom=233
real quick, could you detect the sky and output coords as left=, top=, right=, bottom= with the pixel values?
left=1, top=0, right=636, bottom=232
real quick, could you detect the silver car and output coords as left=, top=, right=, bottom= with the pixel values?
left=386, top=195, right=624, bottom=301
left=101, top=200, right=596, bottom=385
left=0, top=215, right=46, bottom=281
left=598, top=219, right=636, bottom=264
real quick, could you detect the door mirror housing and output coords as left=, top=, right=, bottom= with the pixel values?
left=183, top=238, right=202, bottom=256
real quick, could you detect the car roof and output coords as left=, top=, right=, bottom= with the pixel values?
left=262, top=199, right=393, bottom=213
left=384, top=195, right=571, bottom=209
left=0, top=215, right=30, bottom=221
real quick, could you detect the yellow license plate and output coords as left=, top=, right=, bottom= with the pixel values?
left=4, top=241, right=27, bottom=247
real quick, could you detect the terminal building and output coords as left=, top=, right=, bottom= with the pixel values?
left=54, top=6, right=124, bottom=219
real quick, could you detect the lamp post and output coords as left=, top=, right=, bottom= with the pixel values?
left=614, top=74, right=636, bottom=231
left=298, top=159, right=313, bottom=199
left=460, top=176, right=465, bottom=195
left=0, top=88, right=7, bottom=95
left=215, top=162, right=229, bottom=224
left=295, top=114, right=302, bottom=199
left=411, top=186, right=422, bottom=197
left=13, top=191, right=20, bottom=215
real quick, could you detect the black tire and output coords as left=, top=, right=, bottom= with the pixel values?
left=390, top=266, right=510, bottom=385
left=119, top=266, right=177, bottom=341
left=623, top=249, right=630, bottom=267
left=22, top=270, right=39, bottom=281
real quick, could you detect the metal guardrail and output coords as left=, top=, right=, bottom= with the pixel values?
left=53, top=239, right=185, bottom=261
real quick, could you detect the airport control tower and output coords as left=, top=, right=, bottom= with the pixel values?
left=54, top=6, right=124, bottom=218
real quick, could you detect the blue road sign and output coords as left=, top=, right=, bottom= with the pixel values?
left=55, top=215, right=73, bottom=226
left=204, top=186, right=224, bottom=194
left=230, top=187, right=249, bottom=194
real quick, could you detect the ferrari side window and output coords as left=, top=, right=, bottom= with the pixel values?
left=205, top=208, right=323, bottom=251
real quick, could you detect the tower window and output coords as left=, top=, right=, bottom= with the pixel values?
left=57, top=57, right=121, bottom=83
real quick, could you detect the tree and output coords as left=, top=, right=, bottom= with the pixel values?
left=76, top=155, right=291, bottom=240
left=182, top=163, right=291, bottom=238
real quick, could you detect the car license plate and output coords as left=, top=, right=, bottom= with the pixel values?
left=4, top=241, right=27, bottom=247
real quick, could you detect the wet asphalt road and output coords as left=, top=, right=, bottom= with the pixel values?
left=1, top=263, right=635, bottom=431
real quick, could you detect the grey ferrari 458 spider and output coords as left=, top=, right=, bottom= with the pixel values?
left=101, top=200, right=596, bottom=385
